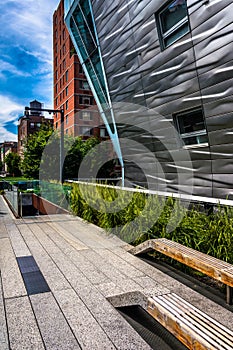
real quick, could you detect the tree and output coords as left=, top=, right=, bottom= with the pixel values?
left=20, top=123, right=53, bottom=179
left=63, top=136, right=100, bottom=179
left=4, top=152, right=21, bottom=176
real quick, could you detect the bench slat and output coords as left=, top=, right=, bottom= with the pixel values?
left=129, top=239, right=233, bottom=294
left=148, top=293, right=233, bottom=350
left=165, top=294, right=233, bottom=347
left=155, top=294, right=232, bottom=348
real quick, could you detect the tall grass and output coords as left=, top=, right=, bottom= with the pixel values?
left=69, top=182, right=233, bottom=263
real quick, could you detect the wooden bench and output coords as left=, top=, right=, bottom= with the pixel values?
left=147, top=292, right=233, bottom=350
left=129, top=238, right=233, bottom=304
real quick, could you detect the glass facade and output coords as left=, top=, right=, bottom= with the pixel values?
left=64, top=0, right=124, bottom=179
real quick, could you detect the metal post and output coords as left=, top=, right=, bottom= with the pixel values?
left=226, top=286, right=232, bottom=305
left=60, top=109, right=64, bottom=184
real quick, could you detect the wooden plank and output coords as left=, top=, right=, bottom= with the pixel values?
left=152, top=240, right=222, bottom=281
left=147, top=294, right=233, bottom=350
left=147, top=296, right=213, bottom=350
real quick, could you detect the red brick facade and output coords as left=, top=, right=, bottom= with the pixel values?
left=53, top=0, right=105, bottom=138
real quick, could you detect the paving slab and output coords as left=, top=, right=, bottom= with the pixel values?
left=17, top=223, right=71, bottom=292
left=30, top=292, right=80, bottom=350
left=54, top=289, right=116, bottom=349
left=5, top=222, right=31, bottom=257
left=5, top=296, right=45, bottom=350
left=0, top=238, right=26, bottom=298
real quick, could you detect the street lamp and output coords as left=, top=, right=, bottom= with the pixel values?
left=24, top=106, right=64, bottom=183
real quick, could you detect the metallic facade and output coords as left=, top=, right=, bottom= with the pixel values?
left=65, top=0, right=233, bottom=200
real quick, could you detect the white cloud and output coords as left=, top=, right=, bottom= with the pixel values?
left=0, top=59, right=31, bottom=78
left=2, top=0, right=58, bottom=58
left=0, top=95, right=23, bottom=141
left=0, top=126, right=17, bottom=142
left=0, top=0, right=59, bottom=142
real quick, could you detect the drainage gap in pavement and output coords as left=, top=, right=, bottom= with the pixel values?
left=117, top=305, right=188, bottom=350
left=17, top=256, right=50, bottom=295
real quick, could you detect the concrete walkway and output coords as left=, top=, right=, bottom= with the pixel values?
left=0, top=195, right=233, bottom=349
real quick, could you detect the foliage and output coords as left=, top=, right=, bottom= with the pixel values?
left=63, top=136, right=100, bottom=180
left=4, top=152, right=21, bottom=176
left=21, top=123, right=53, bottom=179
left=69, top=182, right=233, bottom=264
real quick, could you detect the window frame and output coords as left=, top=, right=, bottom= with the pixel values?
left=80, top=111, right=92, bottom=121
left=156, top=0, right=190, bottom=50
left=173, top=107, right=208, bottom=148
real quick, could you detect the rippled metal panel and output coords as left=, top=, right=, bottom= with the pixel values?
left=89, top=0, right=233, bottom=199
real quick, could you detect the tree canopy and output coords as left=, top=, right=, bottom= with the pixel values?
left=20, top=123, right=53, bottom=179
left=4, top=152, right=21, bottom=176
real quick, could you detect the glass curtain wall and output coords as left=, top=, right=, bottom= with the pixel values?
left=65, top=0, right=124, bottom=181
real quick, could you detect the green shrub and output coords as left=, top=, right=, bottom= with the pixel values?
left=69, top=182, right=233, bottom=263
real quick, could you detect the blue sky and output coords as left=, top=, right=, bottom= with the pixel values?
left=0, top=0, right=59, bottom=142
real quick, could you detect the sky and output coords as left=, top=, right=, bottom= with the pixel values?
left=0, top=0, right=59, bottom=142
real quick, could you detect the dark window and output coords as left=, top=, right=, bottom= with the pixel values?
left=157, top=0, right=189, bottom=49
left=63, top=29, right=66, bottom=40
left=79, top=64, right=84, bottom=74
left=173, top=108, right=208, bottom=147
left=65, top=70, right=68, bottom=82
left=80, top=80, right=90, bottom=90
left=80, top=96, right=91, bottom=105
left=80, top=126, right=91, bottom=135
left=65, top=86, right=68, bottom=96
left=65, top=100, right=68, bottom=110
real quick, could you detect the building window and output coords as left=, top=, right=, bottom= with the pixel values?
left=62, top=29, right=66, bottom=40
left=65, top=100, right=68, bottom=110
left=65, top=86, right=68, bottom=96
left=79, top=64, right=84, bottom=74
left=80, top=96, right=91, bottom=105
left=80, top=80, right=90, bottom=90
left=63, top=59, right=66, bottom=70
left=63, top=44, right=66, bottom=55
left=80, top=111, right=92, bottom=121
left=100, top=128, right=108, bottom=137
left=66, top=115, right=68, bottom=125
left=80, top=126, right=91, bottom=135
left=157, top=0, right=189, bottom=50
left=173, top=108, right=208, bottom=147
left=65, top=70, right=68, bottom=82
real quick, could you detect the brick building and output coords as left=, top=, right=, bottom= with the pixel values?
left=53, top=0, right=107, bottom=138
left=0, top=141, right=18, bottom=173
left=18, top=100, right=53, bottom=156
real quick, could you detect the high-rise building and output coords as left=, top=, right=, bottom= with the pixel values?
left=64, top=0, right=233, bottom=199
left=53, top=0, right=105, bottom=138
